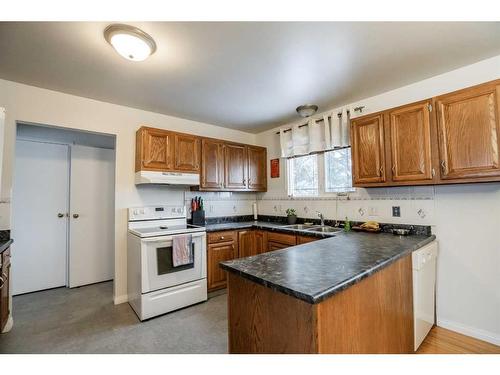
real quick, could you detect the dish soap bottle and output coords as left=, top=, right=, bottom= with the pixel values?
left=344, top=217, right=351, bottom=232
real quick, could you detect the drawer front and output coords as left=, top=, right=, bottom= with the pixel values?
left=208, top=230, right=237, bottom=244
left=267, top=231, right=296, bottom=246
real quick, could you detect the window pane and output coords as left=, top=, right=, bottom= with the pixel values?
left=325, top=148, right=354, bottom=193
left=288, top=154, right=318, bottom=197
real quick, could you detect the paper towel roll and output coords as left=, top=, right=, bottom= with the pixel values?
left=252, top=202, right=258, bottom=220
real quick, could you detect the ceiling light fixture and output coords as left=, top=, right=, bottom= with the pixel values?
left=104, top=24, right=156, bottom=62
left=296, top=104, right=319, bottom=118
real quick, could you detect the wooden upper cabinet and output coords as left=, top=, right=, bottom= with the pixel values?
left=247, top=146, right=267, bottom=191
left=224, top=144, right=248, bottom=190
left=200, top=138, right=224, bottom=190
left=435, top=82, right=500, bottom=180
left=174, top=134, right=200, bottom=172
left=137, top=127, right=174, bottom=171
left=351, top=113, right=386, bottom=184
left=388, top=101, right=434, bottom=182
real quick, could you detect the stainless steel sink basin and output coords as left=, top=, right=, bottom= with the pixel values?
left=282, top=224, right=320, bottom=230
left=305, top=226, right=343, bottom=233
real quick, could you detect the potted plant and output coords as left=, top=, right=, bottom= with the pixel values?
left=286, top=208, right=297, bottom=224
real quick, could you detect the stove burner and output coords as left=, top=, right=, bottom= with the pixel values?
left=159, top=226, right=168, bottom=229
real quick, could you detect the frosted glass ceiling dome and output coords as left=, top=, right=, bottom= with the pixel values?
left=104, top=24, right=157, bottom=62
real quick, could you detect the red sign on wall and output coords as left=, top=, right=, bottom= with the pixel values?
left=270, top=158, right=280, bottom=178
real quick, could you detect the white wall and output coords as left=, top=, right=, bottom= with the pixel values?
left=0, top=78, right=256, bottom=304
left=255, top=54, right=500, bottom=345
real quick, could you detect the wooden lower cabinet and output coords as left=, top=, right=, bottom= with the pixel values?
left=0, top=248, right=11, bottom=332
left=297, top=235, right=319, bottom=244
left=207, top=237, right=237, bottom=292
left=238, top=230, right=257, bottom=258
left=254, top=230, right=268, bottom=254
left=207, top=229, right=315, bottom=292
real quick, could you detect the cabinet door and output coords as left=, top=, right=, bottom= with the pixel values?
left=297, top=235, right=318, bottom=244
left=224, top=144, right=248, bottom=190
left=267, top=241, right=290, bottom=252
left=200, top=138, right=224, bottom=190
left=139, top=128, right=174, bottom=171
left=247, top=146, right=267, bottom=191
left=0, top=249, right=11, bottom=332
left=254, top=230, right=268, bottom=254
left=174, top=134, right=200, bottom=172
left=207, top=242, right=237, bottom=291
left=389, top=102, right=434, bottom=182
left=238, top=230, right=256, bottom=258
left=436, top=83, right=500, bottom=180
left=351, top=114, right=386, bottom=184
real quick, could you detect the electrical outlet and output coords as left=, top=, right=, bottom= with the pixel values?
left=392, top=206, right=401, bottom=217
left=369, top=206, right=378, bottom=216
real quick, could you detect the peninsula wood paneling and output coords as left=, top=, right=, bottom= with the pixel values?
left=315, top=255, right=414, bottom=353
left=226, top=254, right=414, bottom=353
left=227, top=272, right=317, bottom=354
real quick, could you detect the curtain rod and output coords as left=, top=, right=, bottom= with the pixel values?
left=275, top=110, right=350, bottom=135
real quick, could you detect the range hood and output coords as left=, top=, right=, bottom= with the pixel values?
left=135, top=171, right=200, bottom=186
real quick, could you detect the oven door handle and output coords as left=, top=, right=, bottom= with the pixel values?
left=141, top=232, right=205, bottom=243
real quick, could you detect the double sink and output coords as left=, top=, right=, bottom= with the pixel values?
left=281, top=223, right=343, bottom=235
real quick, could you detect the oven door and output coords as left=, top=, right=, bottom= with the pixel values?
left=142, top=232, right=205, bottom=293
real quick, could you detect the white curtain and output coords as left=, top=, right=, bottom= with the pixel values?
left=279, top=128, right=293, bottom=158
left=279, top=110, right=351, bottom=158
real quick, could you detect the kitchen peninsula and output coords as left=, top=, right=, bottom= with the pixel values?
left=221, top=231, right=436, bottom=354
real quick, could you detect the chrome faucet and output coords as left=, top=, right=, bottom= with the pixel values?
left=316, top=211, right=325, bottom=226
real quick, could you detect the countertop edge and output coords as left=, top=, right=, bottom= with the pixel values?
left=220, top=234, right=436, bottom=304
left=0, top=239, right=13, bottom=254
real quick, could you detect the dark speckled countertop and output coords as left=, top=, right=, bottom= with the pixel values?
left=205, top=221, right=338, bottom=239
left=0, top=239, right=13, bottom=254
left=220, top=231, right=435, bottom=304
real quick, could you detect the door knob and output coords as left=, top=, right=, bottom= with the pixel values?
left=73, top=214, right=79, bottom=219
left=57, top=213, right=64, bottom=218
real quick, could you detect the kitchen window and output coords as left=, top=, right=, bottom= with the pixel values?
left=287, top=149, right=354, bottom=196
left=324, top=148, right=354, bottom=193
left=287, top=154, right=319, bottom=197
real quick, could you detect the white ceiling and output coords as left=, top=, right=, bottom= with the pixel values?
left=1, top=22, right=500, bottom=133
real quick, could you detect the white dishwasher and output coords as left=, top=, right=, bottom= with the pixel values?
left=412, top=240, right=438, bottom=351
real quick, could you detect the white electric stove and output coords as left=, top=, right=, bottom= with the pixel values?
left=127, top=205, right=207, bottom=321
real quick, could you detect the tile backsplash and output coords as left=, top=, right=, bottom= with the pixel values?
left=256, top=186, right=436, bottom=226
left=185, top=191, right=257, bottom=218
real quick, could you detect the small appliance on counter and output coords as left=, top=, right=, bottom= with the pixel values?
left=190, top=196, right=205, bottom=226
left=127, top=205, right=207, bottom=321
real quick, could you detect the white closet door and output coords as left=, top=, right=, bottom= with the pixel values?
left=69, top=145, right=114, bottom=287
left=12, top=140, right=69, bottom=295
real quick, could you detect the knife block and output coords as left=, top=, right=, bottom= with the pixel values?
left=191, top=210, right=205, bottom=226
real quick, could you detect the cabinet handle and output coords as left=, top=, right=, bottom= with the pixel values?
left=431, top=168, right=436, bottom=177
left=0, top=276, right=4, bottom=289
left=73, top=214, right=79, bottom=219
left=379, top=167, right=384, bottom=175
left=440, top=160, right=447, bottom=174
left=243, top=179, right=246, bottom=184
left=57, top=213, right=64, bottom=218
left=220, top=236, right=225, bottom=240
left=391, top=165, right=396, bottom=174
